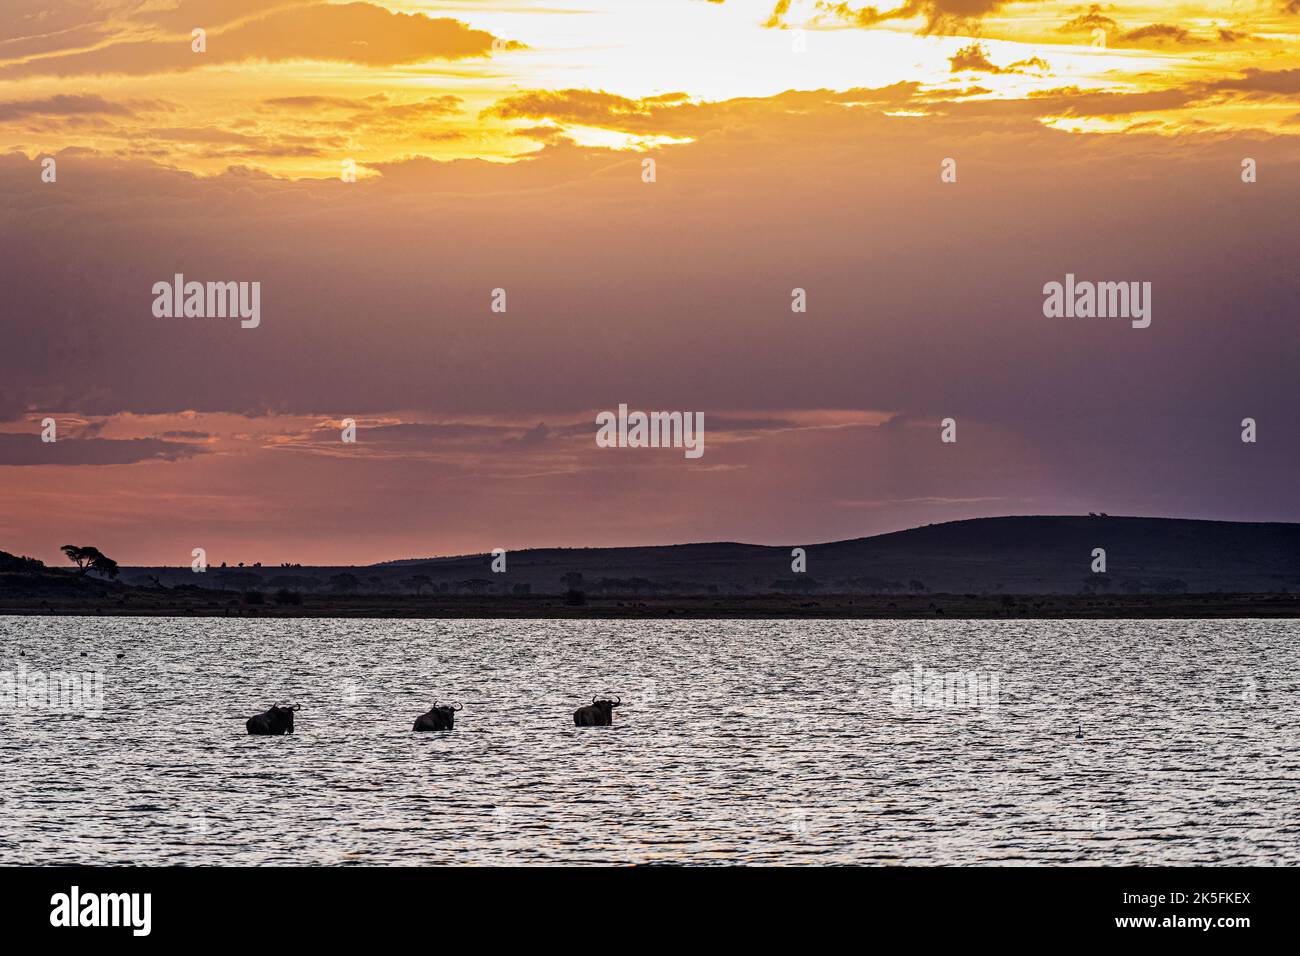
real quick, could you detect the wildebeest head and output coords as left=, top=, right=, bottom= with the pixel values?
left=272, top=704, right=299, bottom=732
left=433, top=700, right=463, bottom=721
left=592, top=695, right=621, bottom=715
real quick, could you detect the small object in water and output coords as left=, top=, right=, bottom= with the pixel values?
left=574, top=695, right=621, bottom=727
left=1075, top=722, right=1083, bottom=739
left=413, top=701, right=462, bottom=732
left=246, top=703, right=299, bottom=735
left=80, top=652, right=87, bottom=657
left=116, top=653, right=125, bottom=659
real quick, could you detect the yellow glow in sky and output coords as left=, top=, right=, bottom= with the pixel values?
left=0, top=0, right=1296, bottom=177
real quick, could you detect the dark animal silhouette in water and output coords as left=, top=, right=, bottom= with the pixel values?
left=246, top=704, right=299, bottom=735
left=1075, top=722, right=1084, bottom=739
left=573, top=696, right=620, bottom=726
left=413, top=701, right=462, bottom=731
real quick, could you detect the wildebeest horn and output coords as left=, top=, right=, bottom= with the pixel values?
left=452, top=703, right=463, bottom=711
left=592, top=695, right=599, bottom=705
left=614, top=696, right=621, bottom=705
left=291, top=704, right=300, bottom=711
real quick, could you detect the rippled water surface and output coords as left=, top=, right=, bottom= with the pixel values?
left=1, top=617, right=1296, bottom=865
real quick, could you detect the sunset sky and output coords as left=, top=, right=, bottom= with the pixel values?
left=1, top=0, right=1297, bottom=566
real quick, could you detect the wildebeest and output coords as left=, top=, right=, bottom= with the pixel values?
left=246, top=704, right=299, bottom=735
left=573, top=696, right=620, bottom=727
left=413, top=701, right=462, bottom=732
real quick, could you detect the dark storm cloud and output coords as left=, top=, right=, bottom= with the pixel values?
left=0, top=433, right=206, bottom=466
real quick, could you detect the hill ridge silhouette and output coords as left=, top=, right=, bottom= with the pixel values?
left=114, top=515, right=1300, bottom=596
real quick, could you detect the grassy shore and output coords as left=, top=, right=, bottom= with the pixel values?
left=2, top=590, right=1297, bottom=619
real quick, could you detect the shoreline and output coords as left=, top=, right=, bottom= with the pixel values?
left=2, top=592, right=1297, bottom=619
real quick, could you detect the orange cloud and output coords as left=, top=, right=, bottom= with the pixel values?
left=949, top=43, right=1048, bottom=75
left=1, top=2, right=517, bottom=78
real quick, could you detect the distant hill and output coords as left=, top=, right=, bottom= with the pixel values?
left=117, top=516, right=1300, bottom=597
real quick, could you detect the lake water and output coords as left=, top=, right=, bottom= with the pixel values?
left=1, top=617, right=1296, bottom=865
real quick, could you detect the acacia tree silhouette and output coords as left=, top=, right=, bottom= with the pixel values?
left=61, top=545, right=120, bottom=579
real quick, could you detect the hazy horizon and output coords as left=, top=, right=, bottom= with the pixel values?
left=12, top=511, right=1296, bottom=570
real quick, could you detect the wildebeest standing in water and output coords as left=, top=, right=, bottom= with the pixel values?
left=413, top=701, right=463, bottom=732
left=573, top=696, right=620, bottom=726
left=246, top=704, right=299, bottom=735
